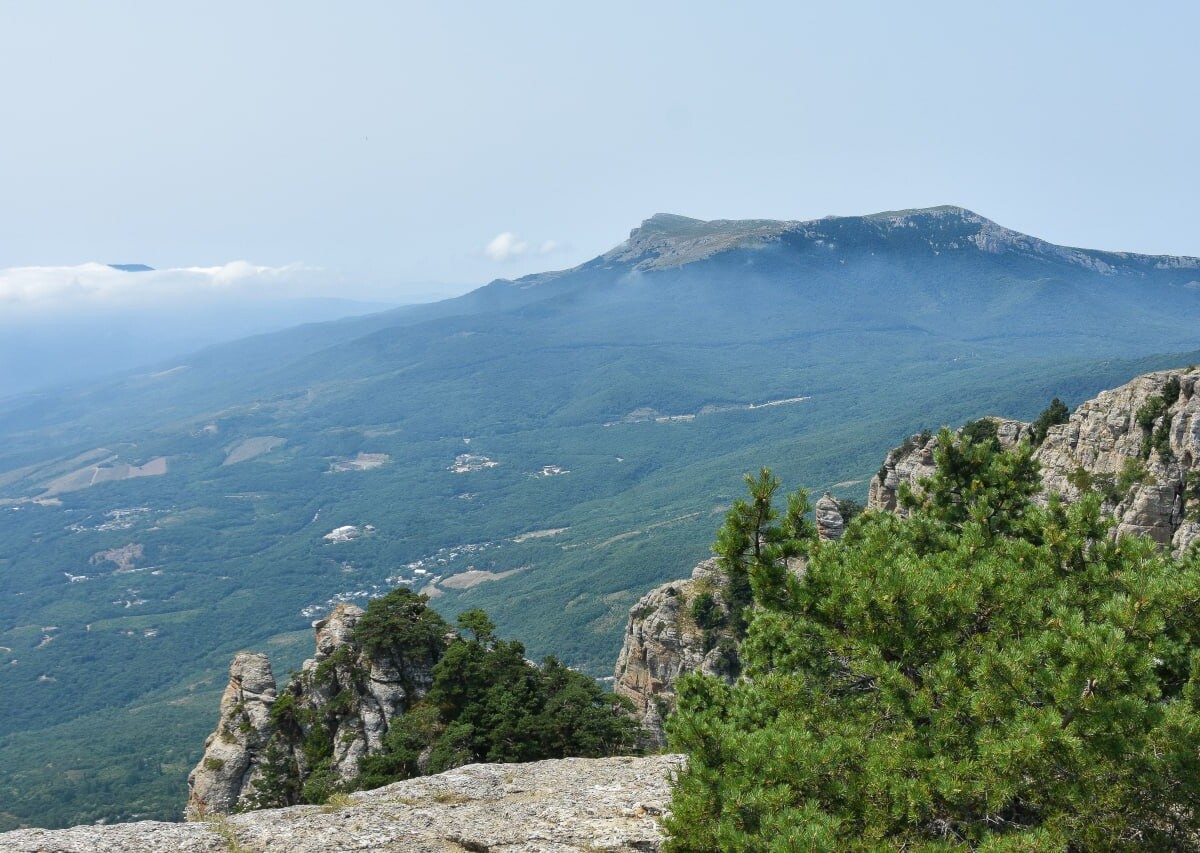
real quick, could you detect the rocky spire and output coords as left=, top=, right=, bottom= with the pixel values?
left=185, top=652, right=277, bottom=819
left=186, top=598, right=443, bottom=818
left=814, top=492, right=844, bottom=541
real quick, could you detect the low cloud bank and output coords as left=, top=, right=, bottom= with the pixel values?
left=0, top=261, right=323, bottom=315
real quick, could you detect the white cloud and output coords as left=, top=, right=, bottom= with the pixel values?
left=484, top=232, right=528, bottom=262
left=483, top=233, right=565, bottom=262
left=0, top=261, right=322, bottom=314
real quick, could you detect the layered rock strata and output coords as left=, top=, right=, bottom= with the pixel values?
left=814, top=492, right=845, bottom=540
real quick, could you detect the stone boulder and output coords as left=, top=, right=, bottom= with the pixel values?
left=814, top=492, right=844, bottom=540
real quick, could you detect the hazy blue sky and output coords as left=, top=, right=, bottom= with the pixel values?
left=2, top=2, right=1198, bottom=303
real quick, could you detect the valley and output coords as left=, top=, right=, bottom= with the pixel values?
left=2, top=207, right=1200, bottom=829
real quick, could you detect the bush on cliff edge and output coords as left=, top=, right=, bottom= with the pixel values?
left=666, top=429, right=1200, bottom=850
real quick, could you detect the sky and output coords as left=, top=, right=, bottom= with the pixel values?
left=2, top=1, right=1198, bottom=306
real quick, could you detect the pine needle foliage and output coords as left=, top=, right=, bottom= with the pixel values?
left=665, top=430, right=1200, bottom=850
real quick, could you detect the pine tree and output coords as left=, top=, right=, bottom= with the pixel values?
left=665, top=431, right=1200, bottom=850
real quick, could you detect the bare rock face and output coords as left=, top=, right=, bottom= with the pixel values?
left=613, top=559, right=739, bottom=747
left=185, top=652, right=277, bottom=820
left=3, top=753, right=686, bottom=852
left=868, top=370, right=1200, bottom=555
left=186, top=602, right=441, bottom=817
left=292, top=603, right=420, bottom=781
left=814, top=492, right=844, bottom=540
left=868, top=429, right=937, bottom=514
left=1035, top=370, right=1200, bottom=552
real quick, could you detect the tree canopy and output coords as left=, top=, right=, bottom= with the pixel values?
left=357, top=607, right=639, bottom=790
left=666, top=428, right=1200, bottom=850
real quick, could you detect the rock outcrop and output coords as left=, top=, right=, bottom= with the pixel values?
left=869, top=369, right=1200, bottom=554
left=869, top=419, right=1032, bottom=514
left=289, top=603, right=432, bottom=780
left=615, top=369, right=1200, bottom=752
left=814, top=492, right=845, bottom=540
left=185, top=652, right=277, bottom=819
left=613, top=559, right=739, bottom=747
left=3, top=753, right=685, bottom=852
left=614, top=495, right=852, bottom=746
left=186, top=601, right=442, bottom=818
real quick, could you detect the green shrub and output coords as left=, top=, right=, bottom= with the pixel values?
left=1030, top=397, right=1070, bottom=446
left=959, top=417, right=1000, bottom=449
left=1136, top=378, right=1180, bottom=460
left=689, top=591, right=723, bottom=631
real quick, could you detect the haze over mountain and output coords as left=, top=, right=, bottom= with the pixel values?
left=0, top=262, right=405, bottom=398
left=2, top=205, right=1200, bottom=829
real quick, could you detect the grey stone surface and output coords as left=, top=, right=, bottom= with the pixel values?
left=868, top=369, right=1200, bottom=555
left=814, top=492, right=844, bottom=541
left=612, top=559, right=738, bottom=748
left=4, top=754, right=684, bottom=852
left=185, top=652, right=277, bottom=819
left=187, top=600, right=441, bottom=817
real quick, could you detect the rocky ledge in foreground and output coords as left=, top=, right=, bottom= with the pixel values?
left=1, top=753, right=684, bottom=852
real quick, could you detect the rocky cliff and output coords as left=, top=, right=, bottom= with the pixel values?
left=4, top=753, right=685, bottom=852
left=186, top=600, right=443, bottom=818
left=615, top=368, right=1200, bottom=746
left=612, top=559, right=740, bottom=747
left=613, top=498, right=846, bottom=745
left=869, top=368, right=1200, bottom=554
left=868, top=419, right=1032, bottom=515
left=184, top=651, right=278, bottom=818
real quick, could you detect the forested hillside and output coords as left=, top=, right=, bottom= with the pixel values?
left=3, top=207, right=1200, bottom=828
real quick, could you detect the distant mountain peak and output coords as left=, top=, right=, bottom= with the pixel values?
left=595, top=205, right=1200, bottom=275
left=606, top=213, right=797, bottom=271
left=637, top=213, right=705, bottom=232
left=107, top=263, right=155, bottom=272
left=864, top=204, right=979, bottom=220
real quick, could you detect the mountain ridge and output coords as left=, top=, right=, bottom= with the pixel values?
left=501, top=205, right=1200, bottom=281
left=5, top=207, right=1200, bottom=828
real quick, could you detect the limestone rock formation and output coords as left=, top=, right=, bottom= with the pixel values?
left=814, top=492, right=845, bottom=540
left=613, top=493, right=849, bottom=745
left=2, top=753, right=685, bottom=852
left=186, top=600, right=442, bottom=817
left=869, top=418, right=1033, bottom=515
left=185, top=652, right=277, bottom=819
left=291, top=603, right=428, bottom=781
left=613, top=559, right=740, bottom=747
left=868, top=369, right=1200, bottom=554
